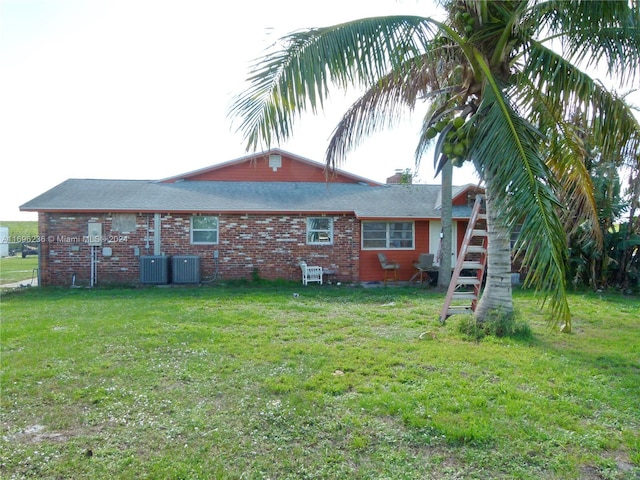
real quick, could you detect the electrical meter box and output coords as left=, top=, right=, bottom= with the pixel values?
left=87, top=223, right=103, bottom=246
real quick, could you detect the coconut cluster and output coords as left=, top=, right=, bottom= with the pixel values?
left=454, top=10, right=476, bottom=40
left=427, top=115, right=474, bottom=167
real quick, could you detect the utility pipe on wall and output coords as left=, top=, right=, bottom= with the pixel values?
left=154, top=213, right=161, bottom=255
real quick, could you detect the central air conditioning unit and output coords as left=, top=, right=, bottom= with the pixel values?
left=172, top=255, right=201, bottom=284
left=139, top=256, right=169, bottom=284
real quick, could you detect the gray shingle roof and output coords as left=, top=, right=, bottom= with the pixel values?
left=20, top=179, right=475, bottom=219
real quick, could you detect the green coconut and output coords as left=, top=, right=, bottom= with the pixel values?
left=443, top=143, right=454, bottom=155
left=453, top=142, right=466, bottom=157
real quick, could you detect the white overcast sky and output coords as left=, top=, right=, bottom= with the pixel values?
left=0, top=0, right=473, bottom=221
left=1, top=0, right=637, bottom=221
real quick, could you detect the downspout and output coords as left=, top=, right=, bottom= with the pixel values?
left=154, top=213, right=161, bottom=255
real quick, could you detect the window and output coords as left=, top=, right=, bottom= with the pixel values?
left=307, top=217, right=333, bottom=245
left=362, top=221, right=414, bottom=249
left=112, top=213, right=136, bottom=233
left=191, top=216, right=218, bottom=244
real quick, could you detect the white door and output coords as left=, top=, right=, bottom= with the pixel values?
left=429, top=220, right=458, bottom=266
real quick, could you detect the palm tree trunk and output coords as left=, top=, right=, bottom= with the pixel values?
left=475, top=174, right=513, bottom=321
left=438, top=160, right=453, bottom=288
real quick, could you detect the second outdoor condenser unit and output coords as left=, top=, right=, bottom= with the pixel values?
left=172, top=256, right=201, bottom=284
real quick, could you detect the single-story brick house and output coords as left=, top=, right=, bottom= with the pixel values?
left=20, top=149, right=482, bottom=287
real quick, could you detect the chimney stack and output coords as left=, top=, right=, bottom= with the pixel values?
left=386, top=169, right=412, bottom=184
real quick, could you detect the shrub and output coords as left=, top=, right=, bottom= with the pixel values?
left=457, top=309, right=532, bottom=340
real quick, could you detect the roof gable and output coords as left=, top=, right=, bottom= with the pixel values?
left=160, top=148, right=383, bottom=186
left=434, top=184, right=484, bottom=210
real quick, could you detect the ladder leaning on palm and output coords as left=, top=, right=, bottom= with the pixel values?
left=440, top=194, right=488, bottom=323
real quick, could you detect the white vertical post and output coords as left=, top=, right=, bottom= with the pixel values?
left=154, top=213, right=161, bottom=256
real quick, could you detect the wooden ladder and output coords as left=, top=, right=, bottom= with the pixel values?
left=440, top=194, right=487, bottom=323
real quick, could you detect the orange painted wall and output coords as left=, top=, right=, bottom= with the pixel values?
left=172, top=153, right=376, bottom=184
left=457, top=220, right=468, bottom=248
left=453, top=194, right=468, bottom=206
left=359, top=220, right=468, bottom=282
left=359, top=220, right=431, bottom=282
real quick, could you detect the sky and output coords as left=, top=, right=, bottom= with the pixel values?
left=1, top=0, right=637, bottom=222
left=0, top=0, right=476, bottom=221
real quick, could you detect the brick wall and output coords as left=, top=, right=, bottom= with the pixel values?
left=38, top=212, right=360, bottom=286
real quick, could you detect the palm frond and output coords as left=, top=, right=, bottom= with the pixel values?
left=324, top=54, right=437, bottom=168
left=471, top=72, right=570, bottom=324
left=228, top=16, right=438, bottom=152
left=521, top=41, right=640, bottom=163
left=415, top=99, right=448, bottom=163
left=533, top=0, right=640, bottom=86
left=325, top=40, right=472, bottom=169
left=545, top=127, right=603, bottom=249
left=511, top=73, right=602, bottom=250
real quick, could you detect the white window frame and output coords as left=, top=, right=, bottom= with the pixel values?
left=190, top=216, right=219, bottom=245
left=362, top=221, right=415, bottom=250
left=306, top=217, right=333, bottom=245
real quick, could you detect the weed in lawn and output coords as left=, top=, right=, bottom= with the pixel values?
left=457, top=308, right=533, bottom=342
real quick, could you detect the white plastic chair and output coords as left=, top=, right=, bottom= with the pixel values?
left=300, top=261, right=323, bottom=285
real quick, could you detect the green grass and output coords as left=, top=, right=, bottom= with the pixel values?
left=0, top=220, right=38, bottom=250
left=1, top=285, right=638, bottom=479
left=0, top=256, right=38, bottom=286
left=0, top=221, right=38, bottom=235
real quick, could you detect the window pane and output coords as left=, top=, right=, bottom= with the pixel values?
left=363, top=239, right=386, bottom=248
left=363, top=223, right=385, bottom=240
left=363, top=221, right=413, bottom=249
left=193, top=216, right=217, bottom=230
left=193, top=230, right=217, bottom=244
left=309, top=218, right=330, bottom=231
left=307, top=217, right=332, bottom=244
left=363, top=222, right=387, bottom=249
left=363, top=222, right=386, bottom=233
left=191, top=216, right=218, bottom=244
left=390, top=222, right=413, bottom=248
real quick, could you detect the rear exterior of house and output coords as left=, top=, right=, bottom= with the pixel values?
left=21, top=149, right=480, bottom=287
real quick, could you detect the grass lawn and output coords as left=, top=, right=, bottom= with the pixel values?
left=1, top=285, right=638, bottom=479
left=0, top=256, right=38, bottom=286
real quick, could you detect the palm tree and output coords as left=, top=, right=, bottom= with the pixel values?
left=229, top=0, right=640, bottom=331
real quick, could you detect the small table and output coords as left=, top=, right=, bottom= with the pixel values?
left=323, top=269, right=337, bottom=284
left=410, top=263, right=438, bottom=285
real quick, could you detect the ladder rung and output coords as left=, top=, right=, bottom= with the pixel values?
left=447, top=307, right=473, bottom=315
left=440, top=193, right=486, bottom=324
left=452, top=292, right=477, bottom=300
left=462, top=262, right=483, bottom=269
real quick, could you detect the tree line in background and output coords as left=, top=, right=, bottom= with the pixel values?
left=565, top=145, right=639, bottom=293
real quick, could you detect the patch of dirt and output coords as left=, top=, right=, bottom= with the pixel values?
left=8, top=424, right=69, bottom=444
